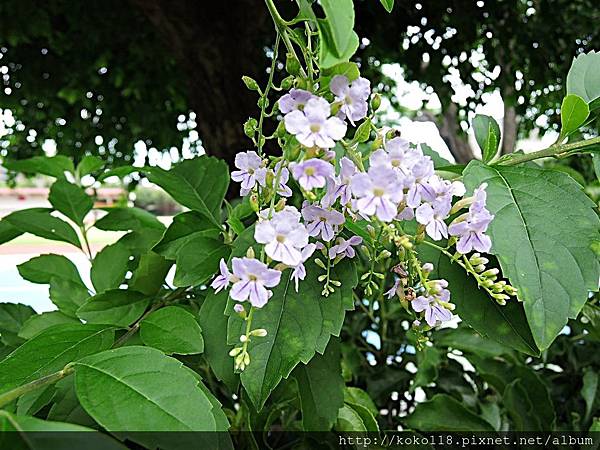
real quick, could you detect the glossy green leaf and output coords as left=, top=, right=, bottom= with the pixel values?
left=421, top=143, right=453, bottom=168
left=417, top=242, right=539, bottom=356
left=77, top=155, right=105, bottom=177
left=4, top=209, right=81, bottom=247
left=129, top=251, right=172, bottom=296
left=145, top=156, right=229, bottom=226
left=228, top=260, right=357, bottom=409
left=0, top=303, right=35, bottom=346
left=320, top=0, right=355, bottom=58
left=472, top=114, right=501, bottom=163
left=0, top=219, right=23, bottom=245
left=18, top=254, right=90, bottom=316
left=294, top=339, right=344, bottom=431
left=582, top=369, right=598, bottom=422
left=94, top=207, right=164, bottom=232
left=411, top=345, right=441, bottom=391
left=566, top=50, right=600, bottom=108
left=560, top=94, right=589, bottom=136
left=172, top=235, right=229, bottom=287
left=154, top=211, right=220, bottom=259
left=464, top=161, right=600, bottom=350
left=74, top=346, right=228, bottom=438
left=346, top=402, right=379, bottom=432
left=77, top=290, right=148, bottom=327
left=0, top=324, right=114, bottom=395
left=3, top=155, right=74, bottom=178
left=503, top=379, right=543, bottom=431
left=0, top=411, right=125, bottom=449
left=140, top=306, right=204, bottom=355
left=198, top=290, right=238, bottom=391
left=48, top=180, right=93, bottom=225
left=47, top=377, right=96, bottom=427
left=91, top=242, right=131, bottom=293
left=405, top=394, right=494, bottom=431
left=435, top=326, right=509, bottom=357
left=18, top=311, right=79, bottom=340
left=379, top=0, right=394, bottom=12
left=97, top=165, right=139, bottom=181
left=344, top=387, right=378, bottom=417
left=335, top=404, right=367, bottom=432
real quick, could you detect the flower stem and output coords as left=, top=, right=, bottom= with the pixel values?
left=256, top=33, right=281, bottom=158
left=498, top=136, right=600, bottom=166
left=0, top=366, right=74, bottom=408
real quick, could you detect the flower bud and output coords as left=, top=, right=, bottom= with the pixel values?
left=240, top=334, right=248, bottom=343
left=330, top=101, right=342, bottom=116
left=330, top=280, right=341, bottom=286
left=366, top=225, right=377, bottom=238
left=481, top=268, right=499, bottom=278
left=314, top=258, right=326, bottom=269
left=474, top=264, right=486, bottom=273
left=378, top=250, right=392, bottom=260
left=438, top=301, right=455, bottom=311
left=285, top=53, right=302, bottom=76
left=396, top=235, right=413, bottom=249
left=491, top=292, right=509, bottom=304
left=246, top=246, right=255, bottom=259
left=229, top=347, right=242, bottom=357
left=370, top=135, right=383, bottom=151
left=370, top=93, right=381, bottom=111
left=234, top=304, right=246, bottom=318
left=280, top=75, right=294, bottom=91
left=386, top=129, right=401, bottom=140
left=422, top=263, right=434, bottom=273
left=244, top=118, right=257, bottom=138
left=250, top=328, right=268, bottom=337
left=242, top=76, right=260, bottom=91
left=275, top=198, right=286, bottom=211
left=257, top=97, right=269, bottom=109
left=249, top=194, right=259, bottom=212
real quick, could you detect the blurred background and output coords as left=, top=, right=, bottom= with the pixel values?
left=0, top=0, right=599, bottom=307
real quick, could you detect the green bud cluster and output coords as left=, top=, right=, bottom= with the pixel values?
left=468, top=253, right=518, bottom=305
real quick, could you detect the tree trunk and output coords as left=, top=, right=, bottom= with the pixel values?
left=130, top=0, right=272, bottom=168
left=501, top=85, right=518, bottom=155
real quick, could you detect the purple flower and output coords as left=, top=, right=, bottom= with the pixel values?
left=351, top=165, right=402, bottom=222
left=405, top=157, right=435, bottom=208
left=301, top=202, right=345, bottom=241
left=233, top=304, right=245, bottom=314
left=273, top=162, right=292, bottom=197
left=230, top=257, right=282, bottom=308
left=385, top=278, right=401, bottom=299
left=425, top=175, right=466, bottom=204
left=415, top=199, right=452, bottom=241
left=284, top=97, right=347, bottom=148
left=290, top=243, right=316, bottom=292
left=370, top=137, right=419, bottom=177
left=290, top=158, right=335, bottom=191
left=278, top=88, right=315, bottom=114
left=322, top=157, right=357, bottom=207
left=470, top=182, right=488, bottom=213
left=231, top=151, right=267, bottom=195
left=210, top=258, right=231, bottom=293
left=330, top=75, right=371, bottom=125
left=254, top=207, right=309, bottom=266
left=411, top=294, right=452, bottom=327
left=329, top=235, right=363, bottom=259
left=448, top=209, right=494, bottom=254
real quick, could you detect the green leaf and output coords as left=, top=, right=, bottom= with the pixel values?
left=5, top=209, right=81, bottom=247
left=173, top=236, right=230, bottom=287
left=318, top=24, right=359, bottom=69
left=198, top=290, right=238, bottom=391
left=77, top=289, right=148, bottom=327
left=0, top=411, right=125, bottom=449
left=17, top=384, right=56, bottom=416
left=321, top=62, right=360, bottom=82
left=417, top=242, right=539, bottom=356
left=97, top=165, right=139, bottom=181
left=77, top=155, right=105, bottom=177
left=435, top=326, right=509, bottom=357
left=379, top=0, right=394, bottom=12
left=582, top=369, right=598, bottom=422
left=560, top=94, right=590, bottom=136
left=346, top=402, right=379, bottom=432
left=0, top=219, right=23, bottom=245
left=503, top=379, right=544, bottom=431
left=154, top=211, right=221, bottom=259
left=48, top=180, right=93, bottom=226
left=335, top=404, right=367, bottom=432
left=566, top=51, right=600, bottom=108
left=94, top=207, right=164, bottom=232
left=18, top=254, right=90, bottom=316
left=463, top=161, right=600, bottom=350
left=421, top=143, right=453, bottom=168
left=472, top=114, right=501, bottom=163
left=411, top=345, right=441, bottom=391
left=294, top=339, right=344, bottom=431
left=140, top=306, right=204, bottom=355
left=145, top=156, right=229, bottom=226
left=129, top=251, right=172, bottom=296
left=3, top=155, right=74, bottom=178
left=592, top=154, right=600, bottom=182
left=0, top=323, right=114, bottom=395
left=320, top=0, right=355, bottom=58
left=344, top=387, right=378, bottom=417
left=90, top=242, right=131, bottom=293
left=74, top=346, right=228, bottom=439
left=404, top=394, right=494, bottom=431
left=18, top=311, right=79, bottom=340
left=47, top=377, right=96, bottom=427
left=0, top=303, right=35, bottom=346
left=228, top=260, right=357, bottom=409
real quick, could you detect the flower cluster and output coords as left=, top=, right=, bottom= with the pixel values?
left=213, top=72, right=505, bottom=352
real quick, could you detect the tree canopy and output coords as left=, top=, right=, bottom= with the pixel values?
left=0, top=0, right=597, bottom=168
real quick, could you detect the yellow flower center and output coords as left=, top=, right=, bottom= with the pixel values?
left=373, top=188, right=385, bottom=197
left=248, top=274, right=258, bottom=281
left=276, top=234, right=286, bottom=243
left=304, top=167, right=316, bottom=176
left=310, top=124, right=321, bottom=133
